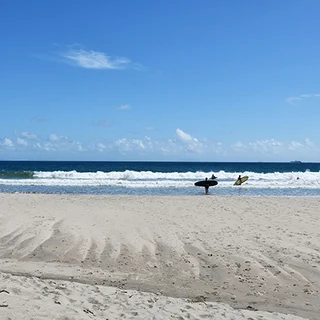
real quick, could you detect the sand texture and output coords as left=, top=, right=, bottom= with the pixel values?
left=0, top=194, right=319, bottom=319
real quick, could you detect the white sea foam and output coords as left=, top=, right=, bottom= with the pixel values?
left=0, top=170, right=319, bottom=189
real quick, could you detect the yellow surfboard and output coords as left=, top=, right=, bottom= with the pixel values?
left=234, top=176, right=249, bottom=185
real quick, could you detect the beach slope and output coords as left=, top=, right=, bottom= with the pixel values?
left=0, top=194, right=319, bottom=319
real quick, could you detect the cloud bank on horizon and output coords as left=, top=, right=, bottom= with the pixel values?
left=0, top=128, right=318, bottom=162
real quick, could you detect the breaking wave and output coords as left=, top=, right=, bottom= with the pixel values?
left=0, top=169, right=319, bottom=189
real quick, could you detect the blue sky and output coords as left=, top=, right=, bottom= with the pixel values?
left=1, top=0, right=320, bottom=161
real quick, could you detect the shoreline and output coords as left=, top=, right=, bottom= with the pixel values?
left=0, top=194, right=319, bottom=319
left=1, top=190, right=320, bottom=199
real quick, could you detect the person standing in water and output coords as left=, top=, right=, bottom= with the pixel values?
left=205, top=177, right=209, bottom=194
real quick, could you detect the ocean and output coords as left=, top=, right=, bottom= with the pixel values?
left=0, top=161, right=320, bottom=197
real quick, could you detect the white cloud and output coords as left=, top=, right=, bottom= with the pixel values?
left=28, top=134, right=84, bottom=153
left=3, top=138, right=13, bottom=147
left=174, top=129, right=204, bottom=154
left=97, top=143, right=107, bottom=152
left=21, top=132, right=38, bottom=140
left=160, top=146, right=170, bottom=153
left=33, top=141, right=59, bottom=152
left=49, top=134, right=59, bottom=142
left=286, top=93, right=320, bottom=104
left=17, top=138, right=28, bottom=146
left=144, top=136, right=153, bottom=150
left=232, top=141, right=247, bottom=150
left=286, top=97, right=302, bottom=104
left=49, top=134, right=67, bottom=142
left=33, top=143, right=42, bottom=149
left=116, top=104, right=131, bottom=110
left=114, top=138, right=146, bottom=152
left=305, top=138, right=314, bottom=147
left=133, top=139, right=145, bottom=150
left=168, top=139, right=177, bottom=148
left=114, top=139, right=129, bottom=151
left=72, top=141, right=85, bottom=152
left=33, top=141, right=55, bottom=152
left=176, top=128, right=198, bottom=142
left=288, top=141, right=303, bottom=150
left=249, top=139, right=283, bottom=154
left=61, top=48, right=132, bottom=70
left=287, top=138, right=316, bottom=152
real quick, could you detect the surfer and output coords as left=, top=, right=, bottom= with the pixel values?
left=194, top=177, right=218, bottom=193
left=234, top=174, right=248, bottom=186
left=205, top=177, right=209, bottom=194
left=211, top=174, right=217, bottom=180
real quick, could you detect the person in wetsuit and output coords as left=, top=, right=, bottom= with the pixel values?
left=205, top=177, right=209, bottom=194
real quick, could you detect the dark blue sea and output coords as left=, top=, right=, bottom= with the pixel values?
left=0, top=161, right=320, bottom=197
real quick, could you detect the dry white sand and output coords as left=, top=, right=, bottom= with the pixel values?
left=0, top=194, right=319, bottom=319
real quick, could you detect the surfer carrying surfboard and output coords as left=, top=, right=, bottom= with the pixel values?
left=194, top=177, right=218, bottom=193
left=234, top=175, right=249, bottom=185
left=205, top=177, right=209, bottom=194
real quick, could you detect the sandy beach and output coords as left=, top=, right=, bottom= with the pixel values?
left=0, top=194, right=319, bottom=319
